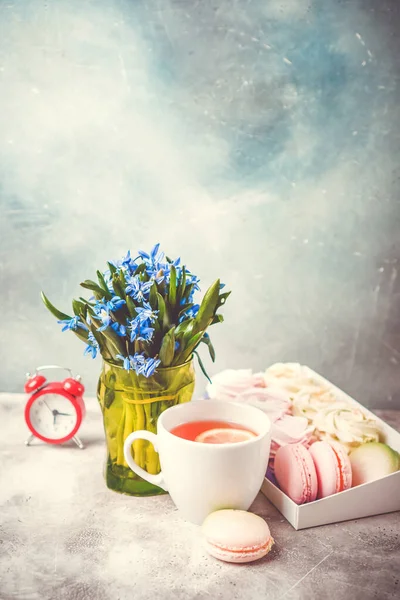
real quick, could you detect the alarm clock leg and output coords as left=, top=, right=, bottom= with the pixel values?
left=25, top=434, right=35, bottom=446
left=72, top=435, right=84, bottom=449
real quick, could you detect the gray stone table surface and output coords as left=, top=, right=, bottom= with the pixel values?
left=1, top=394, right=399, bottom=600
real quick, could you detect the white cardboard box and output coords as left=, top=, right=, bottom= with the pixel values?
left=261, top=368, right=400, bottom=530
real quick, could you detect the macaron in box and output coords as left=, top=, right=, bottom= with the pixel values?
left=274, top=440, right=352, bottom=503
left=261, top=366, right=400, bottom=529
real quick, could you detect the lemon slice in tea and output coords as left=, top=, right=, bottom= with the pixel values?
left=195, top=428, right=257, bottom=444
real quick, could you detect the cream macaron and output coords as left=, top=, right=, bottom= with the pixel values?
left=202, top=509, right=274, bottom=563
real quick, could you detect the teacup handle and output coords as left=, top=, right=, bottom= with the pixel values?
left=123, top=430, right=168, bottom=491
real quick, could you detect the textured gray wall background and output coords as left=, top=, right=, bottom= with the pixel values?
left=0, top=0, right=399, bottom=408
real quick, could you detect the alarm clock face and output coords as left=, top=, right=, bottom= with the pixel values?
left=28, top=393, right=78, bottom=441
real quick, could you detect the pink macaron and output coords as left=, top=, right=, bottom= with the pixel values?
left=202, top=510, right=274, bottom=563
left=274, top=443, right=318, bottom=504
left=309, top=440, right=352, bottom=498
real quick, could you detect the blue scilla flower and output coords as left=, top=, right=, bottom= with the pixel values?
left=84, top=332, right=99, bottom=358
left=186, top=271, right=201, bottom=292
left=121, top=250, right=138, bottom=273
left=116, top=352, right=160, bottom=377
left=116, top=354, right=134, bottom=371
left=111, top=322, right=127, bottom=337
left=58, top=316, right=88, bottom=332
left=131, top=353, right=146, bottom=370
left=138, top=243, right=164, bottom=267
left=109, top=250, right=136, bottom=272
left=125, top=276, right=152, bottom=303
left=139, top=244, right=177, bottom=283
left=135, top=301, right=158, bottom=324
left=155, top=256, right=181, bottom=284
left=93, top=299, right=107, bottom=315
left=106, top=296, right=126, bottom=311
left=138, top=357, right=161, bottom=378
left=178, top=303, right=200, bottom=323
left=129, top=317, right=154, bottom=342
left=93, top=297, right=124, bottom=331
left=93, top=301, right=113, bottom=331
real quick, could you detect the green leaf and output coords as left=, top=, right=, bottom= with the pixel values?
left=118, top=270, right=128, bottom=298
left=181, top=265, right=186, bottom=292
left=41, top=292, right=72, bottom=321
left=111, top=273, right=124, bottom=298
left=80, top=280, right=105, bottom=299
left=177, top=266, right=186, bottom=304
left=169, top=265, right=177, bottom=308
left=211, top=314, right=224, bottom=325
left=99, top=326, right=125, bottom=355
left=201, top=334, right=216, bottom=362
left=172, top=324, right=193, bottom=365
left=133, top=262, right=147, bottom=276
left=72, top=299, right=88, bottom=320
left=176, top=331, right=203, bottom=364
left=156, top=293, right=169, bottom=329
left=159, top=327, right=175, bottom=367
left=193, top=350, right=212, bottom=384
left=97, top=270, right=112, bottom=299
left=193, top=279, right=220, bottom=333
left=178, top=303, right=194, bottom=319
left=79, top=297, right=95, bottom=306
left=157, top=275, right=167, bottom=296
left=152, top=318, right=161, bottom=335
left=126, top=296, right=137, bottom=318
left=183, top=283, right=194, bottom=302
left=107, top=262, right=117, bottom=276
left=216, top=291, right=231, bottom=310
left=182, top=320, right=195, bottom=344
left=149, top=281, right=158, bottom=309
left=174, top=319, right=193, bottom=345
left=157, top=293, right=165, bottom=320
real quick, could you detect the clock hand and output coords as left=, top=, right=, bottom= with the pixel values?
left=43, top=399, right=53, bottom=414
left=55, top=412, right=73, bottom=417
left=51, top=409, right=61, bottom=425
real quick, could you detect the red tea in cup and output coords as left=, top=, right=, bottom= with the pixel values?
left=170, top=419, right=257, bottom=444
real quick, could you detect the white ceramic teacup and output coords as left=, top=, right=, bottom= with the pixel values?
left=123, top=400, right=271, bottom=524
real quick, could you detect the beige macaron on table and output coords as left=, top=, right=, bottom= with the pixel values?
left=202, top=509, right=274, bottom=563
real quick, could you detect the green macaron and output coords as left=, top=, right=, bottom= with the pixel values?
left=350, top=442, right=400, bottom=487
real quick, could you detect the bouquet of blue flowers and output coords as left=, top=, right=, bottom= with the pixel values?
left=41, top=243, right=230, bottom=380
left=42, top=244, right=229, bottom=493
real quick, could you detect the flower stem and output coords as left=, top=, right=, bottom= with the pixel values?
left=122, top=402, right=135, bottom=468
left=133, top=404, right=146, bottom=469
left=116, top=404, right=126, bottom=466
left=144, top=403, right=159, bottom=474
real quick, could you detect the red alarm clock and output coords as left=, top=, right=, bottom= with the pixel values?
left=24, top=365, right=86, bottom=449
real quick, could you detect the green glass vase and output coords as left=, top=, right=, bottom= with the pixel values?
left=97, top=359, right=195, bottom=496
